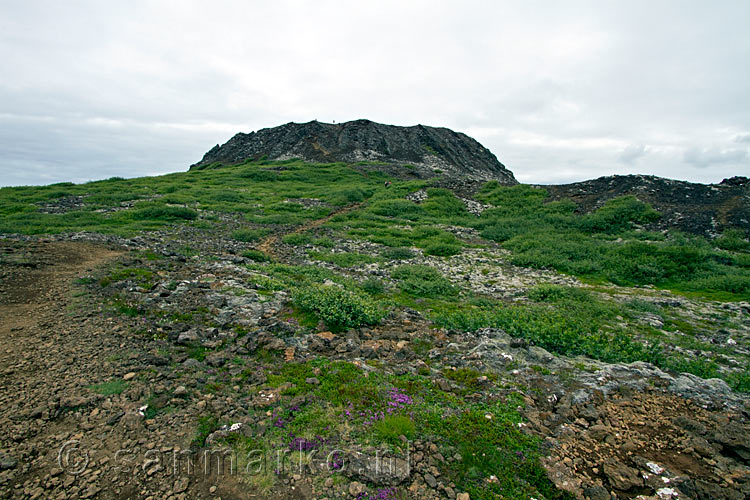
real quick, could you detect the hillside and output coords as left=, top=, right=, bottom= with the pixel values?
left=0, top=151, right=749, bottom=499
left=543, top=174, right=750, bottom=237
left=192, top=119, right=517, bottom=184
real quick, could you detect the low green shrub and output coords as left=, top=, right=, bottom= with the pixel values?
left=328, top=188, right=373, bottom=205
left=684, top=274, right=750, bottom=294
left=369, top=199, right=423, bottom=219
left=88, top=380, right=128, bottom=395
left=212, top=191, right=242, bottom=203
left=282, top=233, right=313, bottom=245
left=242, top=249, right=270, bottom=262
left=232, top=228, right=269, bottom=242
left=392, top=265, right=457, bottom=298
left=99, top=267, right=156, bottom=288
left=237, top=169, right=279, bottom=182
left=313, top=237, right=335, bottom=248
left=372, top=415, right=416, bottom=444
left=443, top=367, right=496, bottom=390
left=423, top=242, right=462, bottom=257
left=308, top=251, right=378, bottom=267
left=527, top=284, right=591, bottom=303
left=725, top=371, right=750, bottom=392
left=480, top=218, right=546, bottom=242
left=192, top=416, right=221, bottom=447
left=421, top=188, right=468, bottom=217
left=580, top=195, right=660, bottom=233
left=422, top=398, right=567, bottom=500
left=292, top=284, right=384, bottom=331
left=361, top=277, right=385, bottom=295
left=715, top=229, right=749, bottom=252
left=131, top=205, right=197, bottom=221
left=662, top=356, right=720, bottom=379
left=380, top=247, right=415, bottom=260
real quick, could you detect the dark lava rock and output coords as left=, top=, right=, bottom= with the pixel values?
left=191, top=119, right=517, bottom=184
left=541, top=174, right=749, bottom=237
left=602, top=459, right=642, bottom=491
left=343, top=450, right=410, bottom=485
left=582, top=485, right=611, bottom=500
left=0, top=451, right=17, bottom=471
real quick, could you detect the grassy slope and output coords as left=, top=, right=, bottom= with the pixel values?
left=8, top=159, right=749, bottom=498
left=2, top=160, right=747, bottom=297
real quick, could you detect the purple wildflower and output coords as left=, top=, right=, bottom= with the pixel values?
left=287, top=432, right=327, bottom=452
left=328, top=450, right=344, bottom=470
left=355, top=488, right=398, bottom=500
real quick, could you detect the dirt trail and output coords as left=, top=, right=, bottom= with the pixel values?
left=0, top=241, right=253, bottom=499
left=0, top=241, right=120, bottom=337
left=257, top=202, right=363, bottom=257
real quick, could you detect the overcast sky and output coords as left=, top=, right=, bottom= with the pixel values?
left=1, top=1, right=748, bottom=187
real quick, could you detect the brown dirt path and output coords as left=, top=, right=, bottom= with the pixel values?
left=0, top=240, right=120, bottom=338
left=257, top=202, right=363, bottom=257
left=0, top=240, right=254, bottom=499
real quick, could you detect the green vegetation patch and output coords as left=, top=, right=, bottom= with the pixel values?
left=88, top=379, right=128, bottom=395
left=471, top=184, right=750, bottom=300
left=431, top=286, right=747, bottom=391
left=232, top=228, right=270, bottom=242
left=242, top=249, right=271, bottom=262
left=99, top=266, right=156, bottom=289
left=131, top=204, right=197, bottom=221
left=391, top=264, right=458, bottom=298
left=308, top=251, right=379, bottom=267
left=213, top=359, right=567, bottom=499
left=292, top=284, right=385, bottom=331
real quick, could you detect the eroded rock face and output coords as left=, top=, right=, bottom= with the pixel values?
left=191, top=119, right=517, bottom=184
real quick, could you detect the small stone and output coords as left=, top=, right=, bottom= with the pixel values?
left=348, top=481, right=365, bottom=496
left=174, top=477, right=189, bottom=493
left=318, top=331, right=335, bottom=341
left=205, top=352, right=227, bottom=367
left=123, top=372, right=136, bottom=381
left=424, top=473, right=438, bottom=488
left=603, top=460, right=642, bottom=491
left=177, top=329, right=200, bottom=344
left=80, top=485, right=101, bottom=499
left=582, top=486, right=609, bottom=500
left=174, top=386, right=188, bottom=397
left=305, top=377, right=320, bottom=385
left=588, top=425, right=610, bottom=441
left=182, top=358, right=202, bottom=369
left=0, top=452, right=17, bottom=470
left=457, top=493, right=470, bottom=500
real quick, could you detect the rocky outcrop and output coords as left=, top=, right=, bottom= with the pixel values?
left=542, top=174, right=750, bottom=237
left=191, top=119, right=517, bottom=184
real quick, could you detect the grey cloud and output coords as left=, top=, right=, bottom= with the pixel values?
left=683, top=148, right=748, bottom=168
left=618, top=145, right=648, bottom=165
left=734, top=134, right=750, bottom=143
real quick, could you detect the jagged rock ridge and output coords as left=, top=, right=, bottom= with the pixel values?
left=192, top=119, right=517, bottom=184
left=542, top=174, right=750, bottom=237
